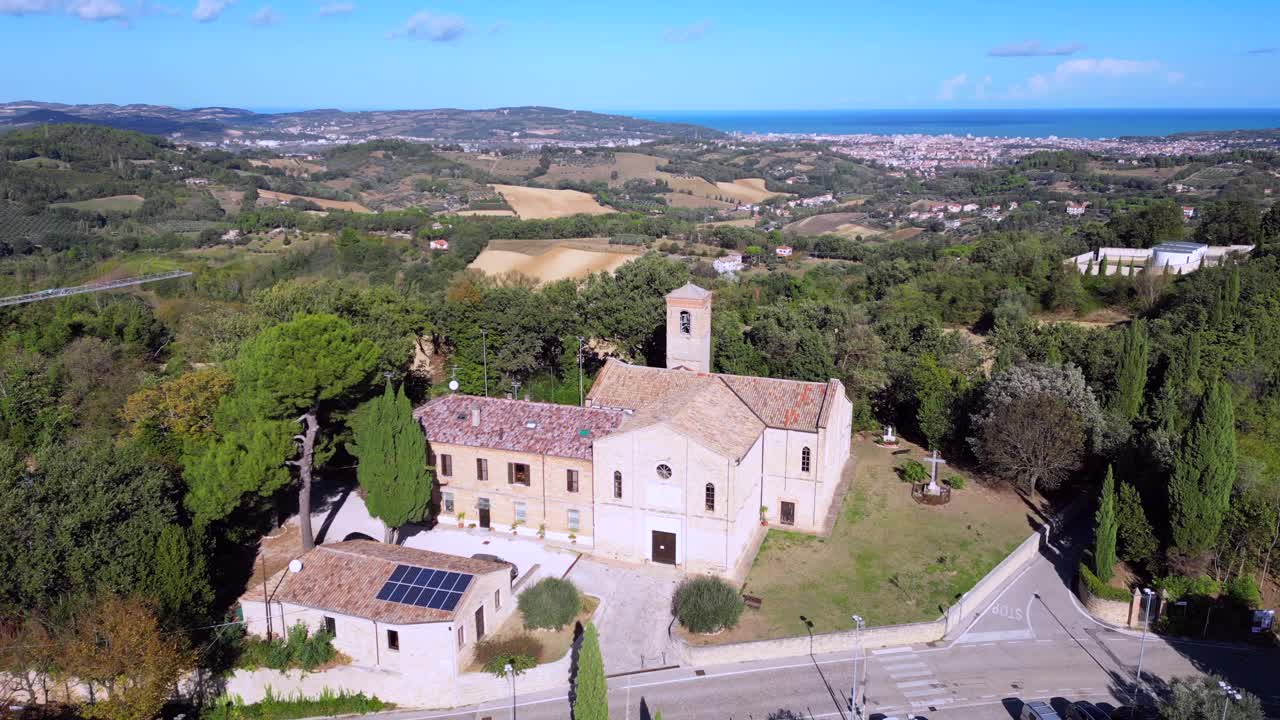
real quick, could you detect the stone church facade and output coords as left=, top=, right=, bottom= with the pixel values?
left=415, top=283, right=853, bottom=577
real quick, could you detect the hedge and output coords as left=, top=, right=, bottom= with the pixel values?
left=518, top=577, right=581, bottom=630
left=1078, top=562, right=1131, bottom=602
left=672, top=576, right=743, bottom=633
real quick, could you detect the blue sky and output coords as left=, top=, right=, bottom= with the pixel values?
left=2, top=0, right=1278, bottom=111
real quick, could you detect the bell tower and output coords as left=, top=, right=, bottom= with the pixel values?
left=665, top=283, right=712, bottom=373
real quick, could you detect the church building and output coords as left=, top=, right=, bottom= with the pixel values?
left=414, top=283, right=853, bottom=577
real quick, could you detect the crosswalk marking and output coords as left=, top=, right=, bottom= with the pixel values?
left=889, top=668, right=933, bottom=679
left=894, top=679, right=935, bottom=688
left=884, top=661, right=928, bottom=671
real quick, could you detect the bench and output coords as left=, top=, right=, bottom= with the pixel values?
left=743, top=594, right=763, bottom=610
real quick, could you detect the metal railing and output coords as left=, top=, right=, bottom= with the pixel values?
left=0, top=270, right=192, bottom=307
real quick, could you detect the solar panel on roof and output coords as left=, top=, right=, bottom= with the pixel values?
left=376, top=564, right=474, bottom=612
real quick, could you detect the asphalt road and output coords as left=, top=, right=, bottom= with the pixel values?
left=347, top=531, right=1279, bottom=720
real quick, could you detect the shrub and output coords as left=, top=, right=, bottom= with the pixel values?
left=481, top=652, right=538, bottom=678
left=1225, top=575, right=1261, bottom=609
left=236, top=622, right=337, bottom=671
left=518, top=578, right=581, bottom=630
left=475, top=634, right=544, bottom=667
left=897, top=460, right=928, bottom=484
left=672, top=576, right=743, bottom=633
left=206, top=689, right=391, bottom=720
left=1078, top=562, right=1131, bottom=602
left=1154, top=574, right=1221, bottom=601
left=943, top=475, right=965, bottom=489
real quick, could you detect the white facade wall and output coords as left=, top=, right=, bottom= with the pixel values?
left=590, top=423, right=762, bottom=574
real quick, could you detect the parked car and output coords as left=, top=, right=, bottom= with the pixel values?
left=1067, top=701, right=1110, bottom=720
left=471, top=553, right=519, bottom=582
left=1109, top=706, right=1159, bottom=720
left=1021, top=701, right=1064, bottom=720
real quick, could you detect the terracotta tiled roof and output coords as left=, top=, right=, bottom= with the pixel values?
left=666, top=282, right=713, bottom=300
left=268, top=541, right=508, bottom=624
left=414, top=395, right=624, bottom=460
left=621, top=378, right=765, bottom=459
left=587, top=359, right=836, bottom=433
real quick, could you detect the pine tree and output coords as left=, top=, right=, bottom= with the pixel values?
left=351, top=381, right=434, bottom=543
left=1116, top=479, right=1158, bottom=565
left=1093, top=465, right=1118, bottom=581
left=573, top=622, right=609, bottom=720
left=1111, top=320, right=1149, bottom=422
left=1169, top=379, right=1237, bottom=555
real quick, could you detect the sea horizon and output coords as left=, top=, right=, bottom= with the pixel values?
left=625, top=108, right=1280, bottom=140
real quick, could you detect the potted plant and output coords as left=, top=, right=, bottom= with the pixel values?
left=511, top=520, right=524, bottom=535
left=759, top=505, right=769, bottom=526
left=568, top=532, right=577, bottom=544
left=456, top=511, right=466, bottom=529
left=537, top=523, right=546, bottom=539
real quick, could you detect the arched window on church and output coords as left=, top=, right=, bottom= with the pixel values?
left=679, top=310, right=691, bottom=335
left=613, top=470, right=623, bottom=499
left=705, top=483, right=716, bottom=512
left=801, top=446, right=812, bottom=473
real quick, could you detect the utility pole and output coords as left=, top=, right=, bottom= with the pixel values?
left=577, top=336, right=585, bottom=406
left=480, top=330, right=490, bottom=398
left=505, top=663, right=516, bottom=720
left=1134, top=588, right=1154, bottom=703
left=850, top=614, right=865, bottom=719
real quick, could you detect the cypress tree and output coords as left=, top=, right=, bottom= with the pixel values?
left=1093, top=466, right=1118, bottom=582
left=1099, top=256, right=1109, bottom=277
left=350, top=381, right=434, bottom=543
left=1111, top=320, right=1149, bottom=421
left=573, top=622, right=609, bottom=720
left=1116, top=479, right=1157, bottom=565
left=1169, top=379, right=1237, bottom=555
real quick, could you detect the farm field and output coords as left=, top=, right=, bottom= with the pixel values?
left=662, top=192, right=733, bottom=209
left=540, top=152, right=663, bottom=187
left=257, top=189, right=371, bottom=213
left=210, top=188, right=244, bottom=215
left=468, top=238, right=640, bottom=283
left=687, top=436, right=1033, bottom=643
left=50, top=194, right=145, bottom=213
left=491, top=184, right=614, bottom=219
left=248, top=157, right=325, bottom=175
left=15, top=157, right=70, bottom=169
left=714, top=178, right=782, bottom=204
left=1087, top=162, right=1187, bottom=180
left=453, top=209, right=517, bottom=217
left=1182, top=164, right=1245, bottom=188
left=440, top=152, right=541, bottom=179
left=784, top=212, right=881, bottom=238
left=884, top=227, right=925, bottom=242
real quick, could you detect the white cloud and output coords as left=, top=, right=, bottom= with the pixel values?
left=69, top=0, right=127, bottom=20
left=0, top=0, right=57, bottom=15
left=974, top=74, right=993, bottom=100
left=988, top=40, right=1084, bottom=57
left=1011, top=57, right=1163, bottom=97
left=937, top=73, right=968, bottom=101
left=663, top=20, right=711, bottom=43
left=249, top=3, right=276, bottom=24
left=317, top=1, right=351, bottom=15
left=393, top=10, right=465, bottom=41
left=192, top=0, right=231, bottom=22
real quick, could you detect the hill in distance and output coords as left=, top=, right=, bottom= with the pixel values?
left=0, top=101, right=722, bottom=149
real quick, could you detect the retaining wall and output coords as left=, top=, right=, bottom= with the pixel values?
left=1076, top=577, right=1133, bottom=627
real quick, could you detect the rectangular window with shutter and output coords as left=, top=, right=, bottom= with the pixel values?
left=476, top=458, right=488, bottom=481
left=440, top=454, right=452, bottom=477
left=566, top=469, right=579, bottom=493
left=507, top=462, right=531, bottom=486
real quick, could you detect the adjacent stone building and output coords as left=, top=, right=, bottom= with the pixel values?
left=414, top=283, right=854, bottom=577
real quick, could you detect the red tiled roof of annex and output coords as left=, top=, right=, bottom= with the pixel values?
left=586, top=359, right=838, bottom=433
left=414, top=395, right=625, bottom=460
left=268, top=540, right=508, bottom=624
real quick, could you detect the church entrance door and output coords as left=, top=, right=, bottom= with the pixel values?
left=651, top=530, right=677, bottom=565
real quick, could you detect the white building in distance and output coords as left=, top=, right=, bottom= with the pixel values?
left=1066, top=242, right=1254, bottom=276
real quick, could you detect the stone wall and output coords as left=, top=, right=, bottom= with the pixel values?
left=1076, top=576, right=1132, bottom=627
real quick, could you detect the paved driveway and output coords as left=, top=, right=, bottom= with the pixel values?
left=401, top=526, right=579, bottom=584
left=567, top=556, right=683, bottom=674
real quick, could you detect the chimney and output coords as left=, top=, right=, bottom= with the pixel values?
left=470, top=406, right=481, bottom=428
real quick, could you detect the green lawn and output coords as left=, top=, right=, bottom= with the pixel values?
left=709, top=437, right=1035, bottom=642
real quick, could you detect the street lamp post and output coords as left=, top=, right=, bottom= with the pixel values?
left=1219, top=680, right=1242, bottom=720
left=850, top=614, right=865, bottom=720
left=1134, top=588, right=1155, bottom=703
left=505, top=662, right=516, bottom=720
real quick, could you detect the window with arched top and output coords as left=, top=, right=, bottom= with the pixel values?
left=613, top=470, right=623, bottom=499
left=679, top=310, right=691, bottom=335
left=801, top=446, right=812, bottom=473
left=705, top=483, right=716, bottom=512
